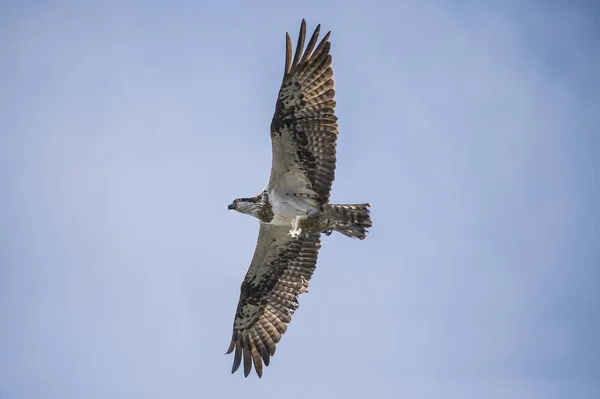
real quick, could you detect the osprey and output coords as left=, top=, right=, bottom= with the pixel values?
left=226, top=20, right=372, bottom=378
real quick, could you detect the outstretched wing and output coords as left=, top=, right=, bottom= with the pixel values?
left=268, top=19, right=338, bottom=204
left=226, top=224, right=321, bottom=378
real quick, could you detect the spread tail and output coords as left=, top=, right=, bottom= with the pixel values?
left=324, top=203, right=372, bottom=240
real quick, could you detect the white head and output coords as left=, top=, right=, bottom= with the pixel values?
left=228, top=197, right=262, bottom=217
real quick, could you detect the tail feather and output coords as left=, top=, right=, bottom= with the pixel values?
left=324, top=203, right=372, bottom=239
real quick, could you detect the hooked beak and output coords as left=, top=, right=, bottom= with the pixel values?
left=228, top=203, right=235, bottom=210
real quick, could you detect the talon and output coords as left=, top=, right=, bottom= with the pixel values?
left=324, top=230, right=332, bottom=236
left=289, top=227, right=302, bottom=238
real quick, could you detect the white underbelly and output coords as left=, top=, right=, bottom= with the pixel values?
left=268, top=189, right=318, bottom=226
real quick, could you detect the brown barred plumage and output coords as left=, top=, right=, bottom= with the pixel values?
left=269, top=19, right=338, bottom=204
left=226, top=20, right=371, bottom=378
left=226, top=225, right=320, bottom=377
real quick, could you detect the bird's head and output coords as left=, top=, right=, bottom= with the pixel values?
left=228, top=197, right=261, bottom=216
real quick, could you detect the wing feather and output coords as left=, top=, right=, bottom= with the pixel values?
left=268, top=20, right=338, bottom=204
left=291, top=19, right=306, bottom=69
left=243, top=347, right=253, bottom=377
left=226, top=224, right=321, bottom=377
left=284, top=34, right=292, bottom=77
left=231, top=342, right=242, bottom=374
left=299, top=24, right=320, bottom=65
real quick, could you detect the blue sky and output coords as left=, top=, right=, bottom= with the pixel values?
left=1, top=1, right=598, bottom=398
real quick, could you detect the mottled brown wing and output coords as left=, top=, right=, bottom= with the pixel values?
left=226, top=224, right=321, bottom=378
left=268, top=19, right=338, bottom=204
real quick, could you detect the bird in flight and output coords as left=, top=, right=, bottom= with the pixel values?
left=226, top=19, right=372, bottom=378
